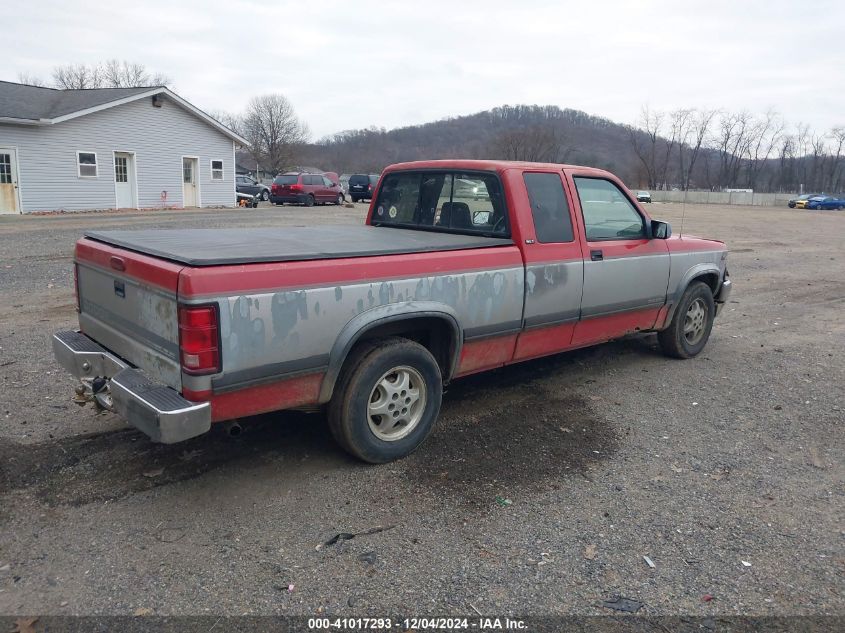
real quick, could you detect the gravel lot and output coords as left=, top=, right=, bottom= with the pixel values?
left=0, top=201, right=842, bottom=618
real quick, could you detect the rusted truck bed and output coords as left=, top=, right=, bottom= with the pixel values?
left=84, top=225, right=513, bottom=266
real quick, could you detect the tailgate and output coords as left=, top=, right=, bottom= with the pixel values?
left=74, top=238, right=183, bottom=390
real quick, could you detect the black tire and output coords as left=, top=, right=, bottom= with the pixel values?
left=658, top=281, right=715, bottom=359
left=260, top=190, right=269, bottom=201
left=328, top=337, right=442, bottom=463
left=351, top=196, right=360, bottom=203
left=334, top=193, right=343, bottom=205
left=304, top=194, right=315, bottom=207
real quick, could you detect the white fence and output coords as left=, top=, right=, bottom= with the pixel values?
left=644, top=190, right=795, bottom=207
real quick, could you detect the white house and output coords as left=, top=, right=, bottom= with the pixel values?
left=0, top=81, right=246, bottom=214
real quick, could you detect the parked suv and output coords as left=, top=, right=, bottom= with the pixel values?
left=236, top=175, right=271, bottom=201
left=270, top=172, right=345, bottom=206
left=348, top=174, right=380, bottom=202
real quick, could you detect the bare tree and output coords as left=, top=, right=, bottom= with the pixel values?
left=774, top=134, right=795, bottom=192
left=487, top=124, right=565, bottom=162
left=809, top=133, right=828, bottom=192
left=745, top=110, right=784, bottom=190
left=49, top=60, right=169, bottom=89
left=628, top=106, right=664, bottom=189
left=827, top=126, right=845, bottom=192
left=209, top=110, right=244, bottom=137
left=100, top=59, right=170, bottom=87
left=794, top=123, right=812, bottom=191
left=656, top=109, right=690, bottom=189
left=677, top=108, right=716, bottom=190
left=242, top=94, right=310, bottom=174
left=53, top=63, right=103, bottom=89
left=17, top=72, right=47, bottom=87
left=712, top=111, right=754, bottom=189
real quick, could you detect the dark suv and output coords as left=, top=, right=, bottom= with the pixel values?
left=270, top=172, right=345, bottom=206
left=348, top=174, right=380, bottom=202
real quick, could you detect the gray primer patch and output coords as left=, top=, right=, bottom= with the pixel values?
left=230, top=296, right=266, bottom=358
left=271, top=291, right=308, bottom=342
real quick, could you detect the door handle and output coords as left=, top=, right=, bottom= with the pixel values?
left=590, top=249, right=604, bottom=261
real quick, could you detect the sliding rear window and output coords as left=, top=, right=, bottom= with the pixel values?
left=372, top=171, right=509, bottom=237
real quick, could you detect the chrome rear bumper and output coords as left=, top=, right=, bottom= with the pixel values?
left=52, top=331, right=211, bottom=444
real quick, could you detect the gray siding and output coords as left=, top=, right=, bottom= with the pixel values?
left=0, top=96, right=236, bottom=212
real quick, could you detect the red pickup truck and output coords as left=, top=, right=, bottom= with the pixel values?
left=53, top=160, right=731, bottom=463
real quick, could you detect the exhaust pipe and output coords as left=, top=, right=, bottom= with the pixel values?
left=224, top=421, right=243, bottom=437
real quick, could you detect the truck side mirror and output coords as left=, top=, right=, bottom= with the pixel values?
left=651, top=220, right=671, bottom=239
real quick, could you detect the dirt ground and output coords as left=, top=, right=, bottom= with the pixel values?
left=0, top=201, right=842, bottom=618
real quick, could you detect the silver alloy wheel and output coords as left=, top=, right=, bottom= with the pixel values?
left=367, top=365, right=427, bottom=441
left=684, top=298, right=707, bottom=345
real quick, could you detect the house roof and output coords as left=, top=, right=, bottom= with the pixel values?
left=0, top=80, right=247, bottom=144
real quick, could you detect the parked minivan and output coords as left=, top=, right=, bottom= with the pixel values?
left=348, top=174, right=380, bottom=202
left=270, top=172, right=345, bottom=206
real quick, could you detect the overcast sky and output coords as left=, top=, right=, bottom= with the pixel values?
left=5, top=0, right=844, bottom=139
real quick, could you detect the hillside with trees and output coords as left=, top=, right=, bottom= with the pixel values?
left=299, top=104, right=844, bottom=194
left=302, top=105, right=646, bottom=184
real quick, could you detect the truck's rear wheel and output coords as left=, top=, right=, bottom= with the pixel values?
left=328, top=337, right=442, bottom=463
left=658, top=280, right=715, bottom=359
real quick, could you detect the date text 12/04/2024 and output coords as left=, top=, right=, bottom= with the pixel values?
left=307, top=617, right=528, bottom=630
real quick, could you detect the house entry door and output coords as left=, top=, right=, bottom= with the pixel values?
left=114, top=152, right=136, bottom=208
left=182, top=157, right=198, bottom=207
left=0, top=148, right=21, bottom=214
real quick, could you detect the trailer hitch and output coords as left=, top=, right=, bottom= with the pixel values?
left=72, top=376, right=113, bottom=411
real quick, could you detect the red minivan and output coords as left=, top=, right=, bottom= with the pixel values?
left=270, top=172, right=345, bottom=206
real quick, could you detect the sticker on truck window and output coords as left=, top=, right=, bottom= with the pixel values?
left=377, top=206, right=384, bottom=216
left=389, top=206, right=398, bottom=218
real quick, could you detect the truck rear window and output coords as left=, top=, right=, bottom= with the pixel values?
left=372, top=171, right=509, bottom=237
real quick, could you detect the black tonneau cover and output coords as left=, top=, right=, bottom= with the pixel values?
left=84, top=225, right=513, bottom=267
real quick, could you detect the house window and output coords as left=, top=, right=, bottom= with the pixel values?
left=114, top=156, right=128, bottom=183
left=77, top=152, right=98, bottom=178
left=0, top=154, right=11, bottom=184
left=211, top=160, right=223, bottom=180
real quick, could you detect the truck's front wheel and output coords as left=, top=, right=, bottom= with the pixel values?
left=658, top=281, right=715, bottom=359
left=328, top=337, right=442, bottom=463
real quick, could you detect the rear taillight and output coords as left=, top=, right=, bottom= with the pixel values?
left=271, top=184, right=279, bottom=193
left=178, top=304, right=220, bottom=375
left=368, top=184, right=373, bottom=190
left=73, top=263, right=80, bottom=312
left=290, top=184, right=303, bottom=192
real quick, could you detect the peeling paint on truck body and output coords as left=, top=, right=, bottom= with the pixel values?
left=69, top=159, right=729, bottom=429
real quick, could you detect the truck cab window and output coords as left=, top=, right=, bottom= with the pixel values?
left=373, top=171, right=509, bottom=236
left=574, top=177, right=646, bottom=241
left=375, top=172, right=421, bottom=224
left=523, top=172, right=574, bottom=243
